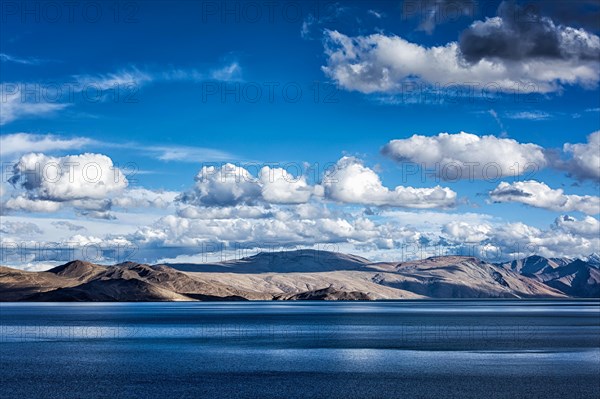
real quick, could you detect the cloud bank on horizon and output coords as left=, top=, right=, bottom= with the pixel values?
left=0, top=1, right=598, bottom=269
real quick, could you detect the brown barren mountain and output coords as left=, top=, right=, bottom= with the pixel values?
left=1, top=250, right=598, bottom=301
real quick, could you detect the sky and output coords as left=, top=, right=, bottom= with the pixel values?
left=0, top=0, right=599, bottom=269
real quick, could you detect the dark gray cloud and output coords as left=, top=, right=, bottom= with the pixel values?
left=489, top=187, right=533, bottom=199
left=459, top=1, right=600, bottom=63
left=51, top=221, right=87, bottom=232
left=76, top=210, right=117, bottom=220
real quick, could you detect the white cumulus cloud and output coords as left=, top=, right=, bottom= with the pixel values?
left=9, top=153, right=128, bottom=202
left=382, top=132, right=547, bottom=180
left=562, top=131, right=600, bottom=182
left=3, top=195, right=62, bottom=213
left=178, top=163, right=319, bottom=207
left=259, top=166, right=314, bottom=204
left=323, top=156, right=457, bottom=208
left=554, top=215, right=600, bottom=238
left=489, top=180, right=600, bottom=215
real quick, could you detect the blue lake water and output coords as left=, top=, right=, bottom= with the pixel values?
left=1, top=300, right=599, bottom=399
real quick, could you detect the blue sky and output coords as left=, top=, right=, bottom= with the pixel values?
left=1, top=0, right=599, bottom=268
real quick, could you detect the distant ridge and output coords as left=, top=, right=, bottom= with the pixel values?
left=164, top=249, right=371, bottom=273
left=499, top=255, right=573, bottom=276
left=1, top=251, right=599, bottom=301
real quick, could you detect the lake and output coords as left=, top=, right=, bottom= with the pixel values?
left=1, top=300, right=599, bottom=399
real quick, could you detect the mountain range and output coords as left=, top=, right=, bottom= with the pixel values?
left=1, top=250, right=599, bottom=301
